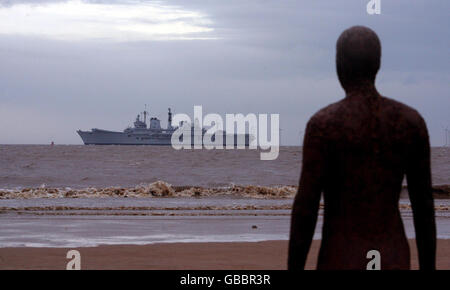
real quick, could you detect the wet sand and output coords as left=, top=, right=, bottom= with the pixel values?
left=0, top=239, right=448, bottom=270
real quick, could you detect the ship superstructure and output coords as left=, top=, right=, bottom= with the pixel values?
left=77, top=108, right=251, bottom=146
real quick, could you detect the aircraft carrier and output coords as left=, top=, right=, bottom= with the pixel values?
left=77, top=108, right=251, bottom=146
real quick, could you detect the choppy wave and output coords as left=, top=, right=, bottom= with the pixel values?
left=1, top=181, right=449, bottom=200
left=433, top=184, right=450, bottom=198
left=0, top=181, right=297, bottom=199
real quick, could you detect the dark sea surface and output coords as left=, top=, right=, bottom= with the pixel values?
left=0, top=145, right=448, bottom=189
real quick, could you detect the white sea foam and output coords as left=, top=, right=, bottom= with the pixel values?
left=0, top=181, right=297, bottom=199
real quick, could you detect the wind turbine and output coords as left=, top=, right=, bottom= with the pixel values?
left=445, top=126, right=449, bottom=147
left=442, top=126, right=449, bottom=147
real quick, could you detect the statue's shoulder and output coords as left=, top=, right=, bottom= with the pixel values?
left=380, top=96, right=427, bottom=131
left=308, top=100, right=345, bottom=127
left=304, top=100, right=345, bottom=138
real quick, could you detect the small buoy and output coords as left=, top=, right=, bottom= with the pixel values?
left=50, top=141, right=54, bottom=146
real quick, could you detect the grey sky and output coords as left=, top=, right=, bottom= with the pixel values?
left=0, top=0, right=448, bottom=145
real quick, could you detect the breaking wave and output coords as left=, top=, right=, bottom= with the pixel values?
left=0, top=181, right=449, bottom=201
left=0, top=181, right=297, bottom=199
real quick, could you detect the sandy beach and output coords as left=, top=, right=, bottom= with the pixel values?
left=0, top=239, right=448, bottom=270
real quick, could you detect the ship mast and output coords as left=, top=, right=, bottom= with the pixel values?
left=143, top=104, right=148, bottom=127
left=168, top=108, right=172, bottom=129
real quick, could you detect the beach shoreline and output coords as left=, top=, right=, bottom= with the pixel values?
left=0, top=239, right=448, bottom=270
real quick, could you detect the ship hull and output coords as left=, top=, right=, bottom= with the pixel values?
left=77, top=129, right=251, bottom=146
left=77, top=129, right=172, bottom=145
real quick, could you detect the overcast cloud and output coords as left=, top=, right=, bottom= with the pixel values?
left=0, top=0, right=448, bottom=145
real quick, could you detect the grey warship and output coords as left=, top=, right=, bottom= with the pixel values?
left=77, top=108, right=251, bottom=146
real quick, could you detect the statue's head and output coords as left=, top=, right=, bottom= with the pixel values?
left=336, top=26, right=381, bottom=92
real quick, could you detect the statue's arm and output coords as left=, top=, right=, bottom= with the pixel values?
left=406, top=117, right=436, bottom=270
left=288, top=119, right=324, bottom=270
